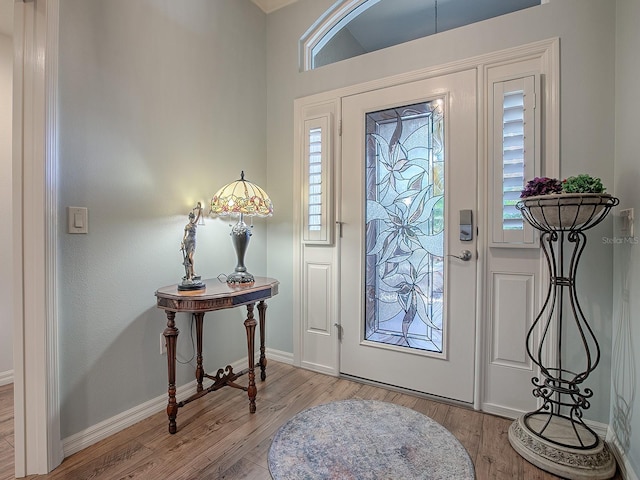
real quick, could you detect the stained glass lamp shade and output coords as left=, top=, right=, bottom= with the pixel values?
left=210, top=171, right=273, bottom=283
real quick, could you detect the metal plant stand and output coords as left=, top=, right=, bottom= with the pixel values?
left=508, top=193, right=619, bottom=480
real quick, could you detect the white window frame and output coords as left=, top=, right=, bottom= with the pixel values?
left=299, top=0, right=370, bottom=71
left=300, top=0, right=545, bottom=72
left=302, top=116, right=334, bottom=244
left=488, top=65, right=541, bottom=247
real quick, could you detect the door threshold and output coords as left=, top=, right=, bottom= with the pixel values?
left=339, top=373, right=475, bottom=410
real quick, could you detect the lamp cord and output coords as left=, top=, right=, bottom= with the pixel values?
left=175, top=314, right=196, bottom=366
left=174, top=273, right=235, bottom=366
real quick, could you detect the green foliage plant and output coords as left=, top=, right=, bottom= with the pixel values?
left=562, top=174, right=606, bottom=194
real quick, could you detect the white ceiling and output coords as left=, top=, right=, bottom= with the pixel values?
left=251, top=0, right=299, bottom=14
left=0, top=0, right=12, bottom=37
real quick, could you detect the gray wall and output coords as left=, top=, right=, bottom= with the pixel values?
left=57, top=0, right=267, bottom=438
left=613, top=0, right=640, bottom=473
left=0, top=32, right=12, bottom=381
left=265, top=0, right=616, bottom=423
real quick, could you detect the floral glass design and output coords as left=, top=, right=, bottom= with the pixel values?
left=364, top=99, right=445, bottom=353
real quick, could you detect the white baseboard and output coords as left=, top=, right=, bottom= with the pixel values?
left=481, top=402, right=611, bottom=440
left=0, top=370, right=13, bottom=386
left=300, top=361, right=338, bottom=376
left=584, top=418, right=610, bottom=440
left=62, top=350, right=293, bottom=457
left=62, top=378, right=199, bottom=457
left=482, top=406, right=636, bottom=478
left=63, top=356, right=246, bottom=456
left=607, top=427, right=639, bottom=480
left=481, top=402, right=523, bottom=420
left=265, top=348, right=294, bottom=365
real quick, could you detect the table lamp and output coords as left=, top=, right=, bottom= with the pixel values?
left=210, top=171, right=273, bottom=283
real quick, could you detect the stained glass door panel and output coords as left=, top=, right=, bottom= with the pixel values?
left=364, top=101, right=445, bottom=354
left=340, top=71, right=477, bottom=402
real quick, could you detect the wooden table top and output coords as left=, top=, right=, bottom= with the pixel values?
left=155, top=276, right=279, bottom=313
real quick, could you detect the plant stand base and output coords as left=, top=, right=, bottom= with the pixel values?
left=508, top=416, right=616, bottom=480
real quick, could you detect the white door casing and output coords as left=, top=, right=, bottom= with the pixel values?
left=480, top=46, right=559, bottom=418
left=13, top=0, right=63, bottom=475
left=294, top=99, right=341, bottom=375
left=293, top=38, right=559, bottom=416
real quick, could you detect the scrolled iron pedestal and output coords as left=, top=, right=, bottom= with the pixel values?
left=508, top=194, right=619, bottom=480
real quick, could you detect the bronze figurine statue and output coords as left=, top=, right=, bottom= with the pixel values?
left=178, top=202, right=205, bottom=291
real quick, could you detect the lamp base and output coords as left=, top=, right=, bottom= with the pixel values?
left=178, top=275, right=205, bottom=291
left=227, top=271, right=255, bottom=284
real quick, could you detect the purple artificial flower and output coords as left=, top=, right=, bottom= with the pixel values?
left=520, top=177, right=563, bottom=198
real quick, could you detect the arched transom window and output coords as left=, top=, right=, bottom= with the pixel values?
left=300, top=0, right=541, bottom=70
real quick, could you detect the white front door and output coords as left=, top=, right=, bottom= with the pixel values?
left=340, top=70, right=478, bottom=403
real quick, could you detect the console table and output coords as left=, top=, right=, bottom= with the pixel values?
left=155, top=276, right=279, bottom=434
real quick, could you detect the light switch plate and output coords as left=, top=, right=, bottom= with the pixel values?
left=68, top=206, right=88, bottom=234
left=620, top=208, right=634, bottom=238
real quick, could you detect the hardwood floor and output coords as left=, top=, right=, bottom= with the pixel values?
left=0, top=363, right=622, bottom=480
left=0, top=383, right=13, bottom=480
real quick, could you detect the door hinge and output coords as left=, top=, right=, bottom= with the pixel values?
left=338, top=120, right=342, bottom=136
left=334, top=323, right=342, bottom=341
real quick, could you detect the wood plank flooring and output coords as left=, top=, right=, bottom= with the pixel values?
left=0, top=363, right=622, bottom=479
left=0, top=382, right=13, bottom=480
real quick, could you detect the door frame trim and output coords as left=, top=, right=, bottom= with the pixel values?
left=293, top=38, right=560, bottom=411
left=13, top=0, right=63, bottom=475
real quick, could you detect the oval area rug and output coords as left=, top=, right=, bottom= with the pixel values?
left=268, top=399, right=475, bottom=480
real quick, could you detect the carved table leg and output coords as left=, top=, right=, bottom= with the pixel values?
left=163, top=311, right=179, bottom=434
left=257, top=300, right=267, bottom=381
left=244, top=303, right=257, bottom=414
left=194, top=312, right=205, bottom=392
